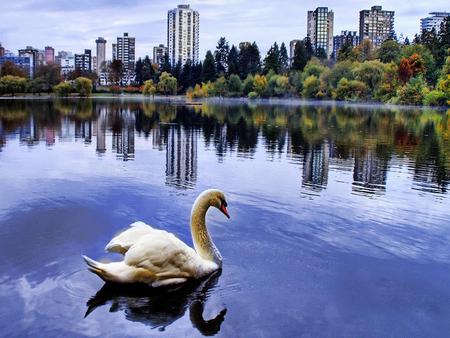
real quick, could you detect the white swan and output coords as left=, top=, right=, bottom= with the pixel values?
left=83, top=189, right=230, bottom=287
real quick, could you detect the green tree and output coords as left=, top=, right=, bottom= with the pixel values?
left=0, top=75, right=27, bottom=96
left=279, top=42, right=289, bottom=74
left=227, top=45, right=239, bottom=76
left=135, top=56, right=155, bottom=85
left=377, top=39, right=401, bottom=63
left=108, top=59, right=123, bottom=85
left=334, top=78, right=368, bottom=101
left=157, top=72, right=177, bottom=95
left=337, top=40, right=358, bottom=62
left=393, top=76, right=428, bottom=105
left=353, top=60, right=385, bottom=92
left=263, top=42, right=281, bottom=74
left=238, top=42, right=261, bottom=78
left=242, top=74, right=254, bottom=95
left=75, top=77, right=93, bottom=97
left=142, top=79, right=157, bottom=97
left=53, top=82, right=72, bottom=97
left=0, top=61, right=27, bottom=77
left=228, top=74, right=243, bottom=97
left=214, top=37, right=230, bottom=75
left=161, top=53, right=172, bottom=73
left=202, top=50, right=217, bottom=82
left=303, top=58, right=327, bottom=78
left=35, top=64, right=62, bottom=93
left=402, top=44, right=437, bottom=84
left=328, top=61, right=354, bottom=87
left=292, top=41, right=309, bottom=71
left=28, top=77, right=47, bottom=95
left=253, top=74, right=268, bottom=97
left=302, top=75, right=320, bottom=98
left=213, top=76, right=228, bottom=97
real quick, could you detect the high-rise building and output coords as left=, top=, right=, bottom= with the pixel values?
left=95, top=37, right=107, bottom=73
left=333, top=31, right=360, bottom=59
left=44, top=46, right=55, bottom=64
left=75, top=49, right=92, bottom=72
left=0, top=43, right=5, bottom=57
left=307, top=7, right=334, bottom=58
left=421, top=12, right=450, bottom=33
left=153, top=44, right=167, bottom=67
left=59, top=53, right=75, bottom=77
left=92, top=56, right=97, bottom=73
left=289, top=40, right=301, bottom=63
left=113, top=33, right=135, bottom=72
left=359, top=6, right=395, bottom=48
left=18, top=46, right=39, bottom=76
left=167, top=4, right=199, bottom=65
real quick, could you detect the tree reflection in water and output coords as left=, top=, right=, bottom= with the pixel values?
left=0, top=99, right=448, bottom=194
left=85, top=271, right=226, bottom=336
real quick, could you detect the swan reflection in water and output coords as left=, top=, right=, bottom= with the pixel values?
left=85, top=271, right=227, bottom=336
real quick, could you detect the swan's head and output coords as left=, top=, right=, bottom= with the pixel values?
left=199, top=189, right=230, bottom=219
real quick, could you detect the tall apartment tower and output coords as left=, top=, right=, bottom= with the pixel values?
left=359, top=6, right=395, bottom=48
left=0, top=43, right=5, bottom=57
left=75, top=49, right=92, bottom=72
left=18, top=46, right=40, bottom=76
left=153, top=44, right=168, bottom=67
left=421, top=12, right=450, bottom=33
left=307, top=7, right=334, bottom=58
left=113, top=33, right=135, bottom=73
left=95, top=37, right=107, bottom=73
left=167, top=4, right=199, bottom=65
left=44, top=46, right=55, bottom=64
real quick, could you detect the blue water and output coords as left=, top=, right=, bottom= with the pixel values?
left=0, top=99, right=449, bottom=337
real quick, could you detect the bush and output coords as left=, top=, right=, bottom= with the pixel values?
left=228, top=74, right=243, bottom=97
left=75, top=77, right=93, bottom=97
left=334, top=78, right=368, bottom=101
left=248, top=91, right=259, bottom=99
left=157, top=72, right=177, bottom=95
left=303, top=58, right=327, bottom=78
left=53, top=82, right=72, bottom=97
left=242, top=74, right=254, bottom=95
left=124, top=86, right=140, bottom=94
left=213, top=76, right=228, bottom=97
left=0, top=75, right=27, bottom=96
left=302, top=75, right=320, bottom=98
left=109, top=85, right=122, bottom=95
left=423, top=90, right=448, bottom=106
left=393, top=76, right=428, bottom=105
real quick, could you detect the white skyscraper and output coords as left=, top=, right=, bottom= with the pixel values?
left=307, top=7, right=334, bottom=59
left=167, top=4, right=199, bottom=65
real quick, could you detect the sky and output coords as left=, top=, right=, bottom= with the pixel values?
left=0, top=0, right=448, bottom=60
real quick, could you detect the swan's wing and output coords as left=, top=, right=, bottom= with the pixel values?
left=124, top=230, right=208, bottom=282
left=105, top=221, right=155, bottom=254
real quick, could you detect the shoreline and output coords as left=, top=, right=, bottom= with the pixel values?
left=0, top=94, right=448, bottom=110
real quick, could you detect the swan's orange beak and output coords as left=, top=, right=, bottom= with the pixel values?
left=220, top=204, right=230, bottom=219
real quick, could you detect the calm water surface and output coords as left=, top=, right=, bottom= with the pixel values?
left=0, top=99, right=449, bottom=337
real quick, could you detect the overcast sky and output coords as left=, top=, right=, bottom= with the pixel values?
left=0, top=1, right=448, bottom=60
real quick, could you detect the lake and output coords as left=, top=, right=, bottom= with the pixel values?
left=0, top=98, right=449, bottom=337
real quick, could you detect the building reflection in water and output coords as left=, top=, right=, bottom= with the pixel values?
left=0, top=100, right=448, bottom=197
left=96, top=107, right=107, bottom=154
left=165, top=126, right=198, bottom=189
left=301, top=141, right=330, bottom=192
left=352, top=147, right=389, bottom=195
left=111, top=109, right=135, bottom=161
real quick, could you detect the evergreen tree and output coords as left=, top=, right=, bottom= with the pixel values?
left=172, top=61, right=182, bottom=83
left=192, top=62, right=203, bottom=86
left=180, top=60, right=193, bottom=91
left=292, top=41, right=308, bottom=71
left=279, top=42, right=289, bottom=73
left=227, top=45, right=239, bottom=75
left=263, top=42, right=281, bottom=74
left=161, top=53, right=171, bottom=73
left=315, top=47, right=327, bottom=59
left=135, top=58, right=143, bottom=84
left=238, top=42, right=261, bottom=78
left=214, top=37, right=230, bottom=75
left=202, top=50, right=217, bottom=82
left=304, top=37, right=314, bottom=60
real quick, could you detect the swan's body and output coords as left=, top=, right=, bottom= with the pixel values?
left=83, top=189, right=229, bottom=287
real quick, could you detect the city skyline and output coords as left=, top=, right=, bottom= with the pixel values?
left=0, top=1, right=448, bottom=60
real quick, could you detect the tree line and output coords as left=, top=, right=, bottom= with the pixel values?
left=0, top=18, right=449, bottom=106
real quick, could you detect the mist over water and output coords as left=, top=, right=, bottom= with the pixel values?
left=0, top=99, right=449, bottom=337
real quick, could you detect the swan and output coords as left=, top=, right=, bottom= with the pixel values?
left=83, top=189, right=230, bottom=287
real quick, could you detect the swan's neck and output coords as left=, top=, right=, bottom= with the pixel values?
left=190, top=198, right=222, bottom=267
